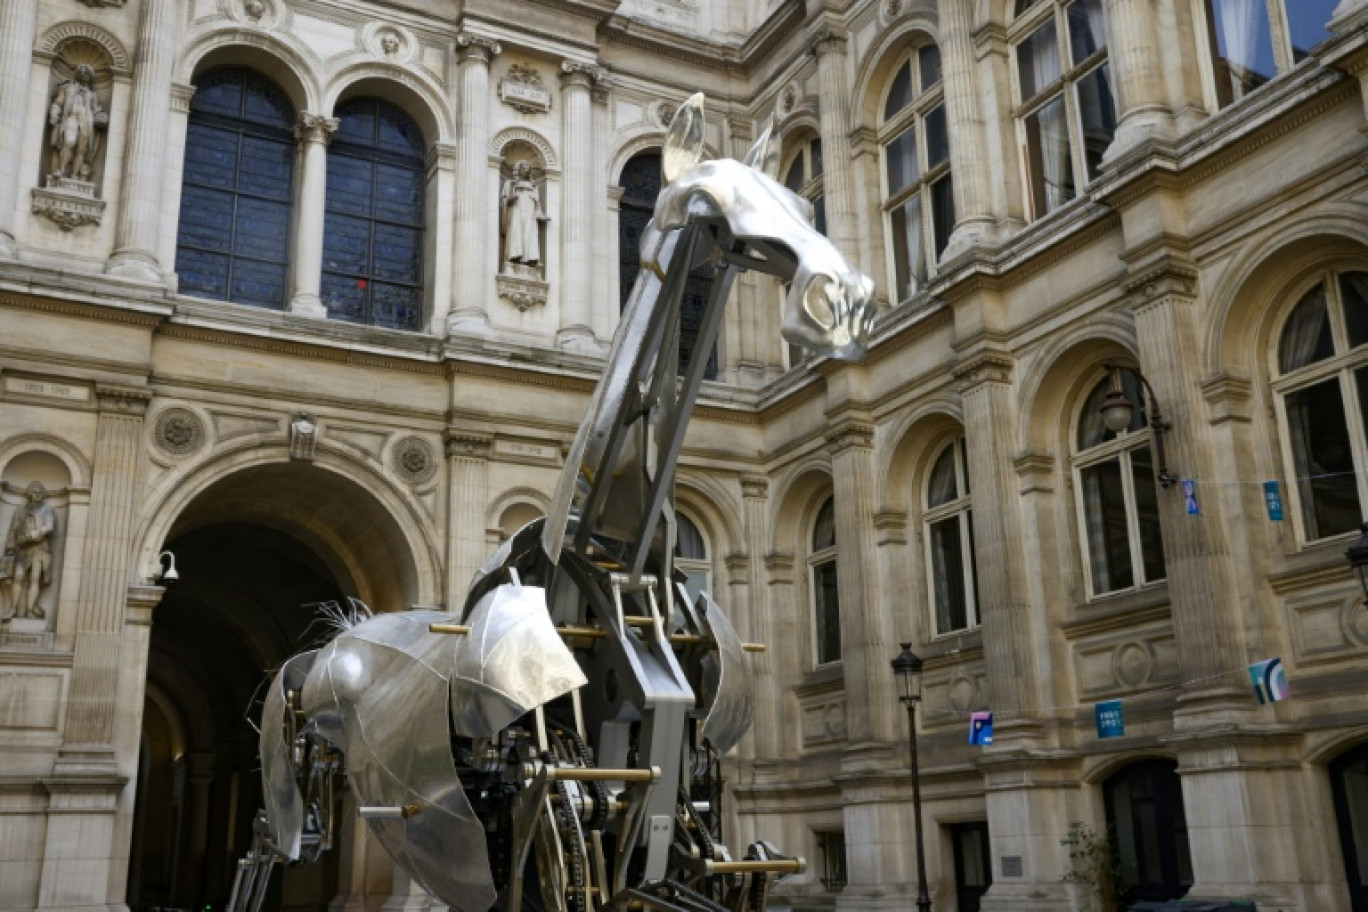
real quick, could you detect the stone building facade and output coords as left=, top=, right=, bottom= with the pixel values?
left=1, top=1, right=1367, bottom=911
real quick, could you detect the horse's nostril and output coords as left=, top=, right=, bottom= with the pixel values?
left=804, top=279, right=835, bottom=329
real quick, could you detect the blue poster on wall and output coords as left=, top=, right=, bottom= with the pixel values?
left=969, top=711, right=994, bottom=746
left=1264, top=481, right=1284, bottom=521
left=1095, top=700, right=1125, bottom=739
left=1249, top=657, right=1290, bottom=704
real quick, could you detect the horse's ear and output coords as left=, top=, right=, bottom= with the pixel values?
left=743, top=116, right=780, bottom=180
left=663, top=93, right=706, bottom=185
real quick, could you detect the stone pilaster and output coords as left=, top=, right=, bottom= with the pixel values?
left=954, top=353, right=1045, bottom=737
left=811, top=29, right=858, bottom=257
left=288, top=114, right=339, bottom=318
left=445, top=431, right=492, bottom=609
left=0, top=0, right=37, bottom=257
left=826, top=420, right=896, bottom=746
left=760, top=551, right=796, bottom=764
left=58, top=384, right=151, bottom=768
left=1103, top=0, right=1175, bottom=160
left=738, top=475, right=772, bottom=763
left=448, top=34, right=500, bottom=337
left=940, top=0, right=997, bottom=256
left=107, top=0, right=177, bottom=282
left=557, top=62, right=604, bottom=353
left=972, top=24, right=1026, bottom=227
left=1128, top=265, right=1249, bottom=722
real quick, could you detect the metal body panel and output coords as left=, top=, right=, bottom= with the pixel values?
left=693, top=592, right=753, bottom=755
left=259, top=649, right=316, bottom=860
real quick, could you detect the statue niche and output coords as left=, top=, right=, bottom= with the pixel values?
left=32, top=39, right=113, bottom=231
left=496, top=148, right=550, bottom=312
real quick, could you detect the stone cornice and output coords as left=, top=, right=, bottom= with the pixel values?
left=0, top=290, right=170, bottom=327
left=159, top=321, right=445, bottom=376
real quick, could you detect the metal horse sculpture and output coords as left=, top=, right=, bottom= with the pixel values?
left=228, top=94, right=876, bottom=912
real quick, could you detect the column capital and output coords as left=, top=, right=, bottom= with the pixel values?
left=825, top=420, right=875, bottom=455
left=95, top=383, right=152, bottom=415
left=170, top=83, right=197, bottom=114
left=559, top=60, right=607, bottom=90
left=426, top=142, right=459, bottom=172
left=294, top=113, right=339, bottom=146
left=724, top=552, right=750, bottom=576
left=445, top=430, right=493, bottom=460
left=809, top=27, right=848, bottom=58
left=1122, top=258, right=1200, bottom=311
left=455, top=32, right=501, bottom=64
left=739, top=473, right=769, bottom=499
left=952, top=351, right=1015, bottom=388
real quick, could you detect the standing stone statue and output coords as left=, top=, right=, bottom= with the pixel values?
left=500, top=161, right=545, bottom=271
left=2, top=482, right=57, bottom=621
left=48, top=64, right=108, bottom=183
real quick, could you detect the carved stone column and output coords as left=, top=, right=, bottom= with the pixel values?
left=445, top=431, right=492, bottom=608
left=940, top=0, right=997, bottom=256
left=973, top=25, right=1026, bottom=227
left=57, top=384, right=152, bottom=769
left=1128, top=266, right=1248, bottom=718
left=0, top=0, right=37, bottom=257
left=448, top=34, right=500, bottom=337
left=811, top=29, right=858, bottom=256
left=107, top=0, right=177, bottom=281
left=954, top=353, right=1045, bottom=737
left=289, top=113, right=339, bottom=318
left=557, top=62, right=604, bottom=352
left=1103, top=0, right=1175, bottom=160
left=426, top=142, right=458, bottom=333
left=826, top=420, right=896, bottom=746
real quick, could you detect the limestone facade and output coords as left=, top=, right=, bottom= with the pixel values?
left=0, top=1, right=1367, bottom=911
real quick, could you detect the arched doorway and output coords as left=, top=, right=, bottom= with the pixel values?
left=1103, top=759, right=1193, bottom=906
left=129, top=461, right=426, bottom=911
left=1331, top=742, right=1368, bottom=912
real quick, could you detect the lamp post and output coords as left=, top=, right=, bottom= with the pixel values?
left=1100, top=360, right=1176, bottom=488
left=1345, top=523, right=1368, bottom=602
left=892, top=643, right=932, bottom=912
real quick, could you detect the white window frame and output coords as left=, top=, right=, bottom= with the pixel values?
left=1269, top=267, right=1368, bottom=546
left=1193, top=0, right=1338, bottom=111
left=674, top=511, right=713, bottom=607
left=878, top=41, right=953, bottom=305
left=1071, top=375, right=1166, bottom=600
left=1009, top=0, right=1114, bottom=221
left=923, top=436, right=979, bottom=636
left=808, top=497, right=841, bottom=667
left=780, top=134, right=825, bottom=371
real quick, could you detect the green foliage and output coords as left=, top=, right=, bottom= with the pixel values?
left=1060, top=821, right=1124, bottom=912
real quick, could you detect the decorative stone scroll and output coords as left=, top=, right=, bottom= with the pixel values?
left=499, top=64, right=551, bottom=115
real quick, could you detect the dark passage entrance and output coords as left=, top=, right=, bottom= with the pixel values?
left=1332, top=742, right=1368, bottom=912
left=128, top=523, right=344, bottom=912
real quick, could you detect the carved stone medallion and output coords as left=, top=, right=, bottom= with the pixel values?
left=153, top=408, right=205, bottom=456
left=393, top=436, right=437, bottom=485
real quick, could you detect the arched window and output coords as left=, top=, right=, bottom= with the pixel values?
left=674, top=512, right=711, bottom=608
left=782, top=135, right=825, bottom=236
left=925, top=436, right=978, bottom=634
left=880, top=41, right=954, bottom=303
left=1273, top=270, right=1368, bottom=542
left=1073, top=371, right=1166, bottom=597
left=1103, top=760, right=1193, bottom=904
left=1330, top=742, right=1368, bottom=911
left=810, top=497, right=841, bottom=665
left=1201, top=0, right=1338, bottom=108
left=617, top=150, right=718, bottom=380
left=176, top=68, right=296, bottom=309
left=1010, top=0, right=1115, bottom=219
left=321, top=98, right=426, bottom=331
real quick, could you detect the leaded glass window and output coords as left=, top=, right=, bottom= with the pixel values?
left=1272, top=270, right=1368, bottom=543
left=617, top=151, right=718, bottom=379
left=321, top=98, right=426, bottom=331
left=1073, top=371, right=1167, bottom=597
left=176, top=68, right=295, bottom=309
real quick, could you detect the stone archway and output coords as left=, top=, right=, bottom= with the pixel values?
left=128, top=461, right=425, bottom=912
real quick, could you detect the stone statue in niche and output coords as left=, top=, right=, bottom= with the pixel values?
left=501, top=160, right=547, bottom=274
left=1, top=482, right=57, bottom=621
left=48, top=64, right=107, bottom=184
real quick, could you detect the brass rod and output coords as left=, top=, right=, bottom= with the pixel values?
left=548, top=766, right=660, bottom=783
left=705, top=859, right=805, bottom=874
left=429, top=622, right=765, bottom=652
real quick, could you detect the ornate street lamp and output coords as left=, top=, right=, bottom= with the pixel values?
left=1345, top=523, right=1368, bottom=602
left=1100, top=360, right=1176, bottom=488
left=891, top=643, right=932, bottom=912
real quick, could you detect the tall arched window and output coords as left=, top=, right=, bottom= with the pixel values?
left=617, top=151, right=718, bottom=379
left=1073, top=371, right=1166, bottom=597
left=1201, top=0, right=1338, bottom=108
left=1010, top=0, right=1115, bottom=219
left=782, top=135, right=825, bottom=237
left=675, top=512, right=711, bottom=608
left=176, top=68, right=296, bottom=309
left=1272, top=270, right=1368, bottom=543
left=1103, top=760, right=1193, bottom=904
left=880, top=41, right=954, bottom=303
left=321, top=98, right=426, bottom=331
left=1330, top=742, right=1368, bottom=911
left=925, top=436, right=978, bottom=634
left=810, top=497, right=841, bottom=665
